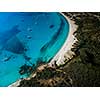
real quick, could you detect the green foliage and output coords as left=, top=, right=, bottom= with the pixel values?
left=63, top=12, right=100, bottom=86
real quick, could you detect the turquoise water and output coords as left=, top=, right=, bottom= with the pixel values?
left=0, top=12, right=69, bottom=87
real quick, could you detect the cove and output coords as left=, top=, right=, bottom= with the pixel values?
left=0, top=12, right=69, bottom=86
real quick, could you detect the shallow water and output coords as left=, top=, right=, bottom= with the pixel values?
left=0, top=12, right=69, bottom=86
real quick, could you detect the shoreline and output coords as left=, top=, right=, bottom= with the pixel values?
left=49, top=12, right=78, bottom=66
left=8, top=13, right=78, bottom=87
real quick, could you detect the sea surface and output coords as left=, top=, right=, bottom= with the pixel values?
left=0, top=12, right=69, bottom=86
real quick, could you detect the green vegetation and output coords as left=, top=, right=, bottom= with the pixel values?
left=63, top=12, right=100, bottom=86
left=18, top=66, right=72, bottom=87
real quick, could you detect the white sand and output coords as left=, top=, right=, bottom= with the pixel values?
left=49, top=13, right=78, bottom=66
left=8, top=80, right=21, bottom=87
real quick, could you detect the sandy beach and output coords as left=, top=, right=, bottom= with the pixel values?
left=49, top=13, right=78, bottom=66
left=9, top=13, right=78, bottom=87
left=8, top=12, right=100, bottom=87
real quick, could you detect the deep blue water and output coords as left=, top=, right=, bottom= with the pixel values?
left=0, top=12, right=69, bottom=87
